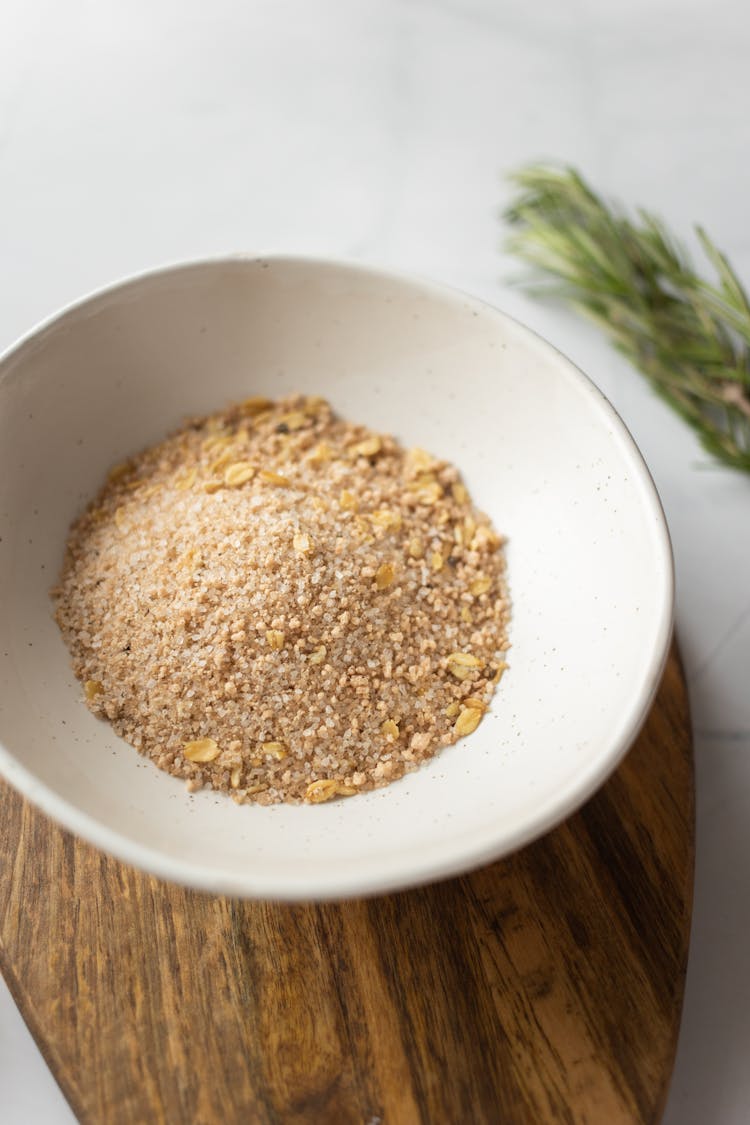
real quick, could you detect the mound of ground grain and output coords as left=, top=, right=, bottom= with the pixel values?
left=53, top=394, right=510, bottom=805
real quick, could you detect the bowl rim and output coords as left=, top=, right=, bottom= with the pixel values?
left=0, top=253, right=675, bottom=900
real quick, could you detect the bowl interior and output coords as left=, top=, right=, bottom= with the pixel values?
left=0, top=258, right=672, bottom=898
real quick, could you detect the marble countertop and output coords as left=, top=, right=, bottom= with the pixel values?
left=2, top=0, right=749, bottom=1120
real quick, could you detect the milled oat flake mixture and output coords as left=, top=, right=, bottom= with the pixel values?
left=53, top=394, right=510, bottom=805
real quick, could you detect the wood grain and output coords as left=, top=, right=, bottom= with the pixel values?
left=0, top=646, right=693, bottom=1125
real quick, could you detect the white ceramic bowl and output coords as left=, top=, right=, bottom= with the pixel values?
left=0, top=257, right=673, bottom=900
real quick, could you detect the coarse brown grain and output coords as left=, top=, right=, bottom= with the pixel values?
left=52, top=394, right=510, bottom=805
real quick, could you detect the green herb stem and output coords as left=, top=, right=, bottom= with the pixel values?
left=504, top=165, right=750, bottom=472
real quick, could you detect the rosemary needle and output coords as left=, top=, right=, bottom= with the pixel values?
left=504, top=164, right=750, bottom=473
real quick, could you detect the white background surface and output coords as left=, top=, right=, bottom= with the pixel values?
left=1, top=0, right=748, bottom=1121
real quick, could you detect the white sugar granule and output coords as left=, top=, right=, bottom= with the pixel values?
left=53, top=394, right=510, bottom=805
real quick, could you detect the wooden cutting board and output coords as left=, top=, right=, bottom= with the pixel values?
left=0, top=645, right=693, bottom=1125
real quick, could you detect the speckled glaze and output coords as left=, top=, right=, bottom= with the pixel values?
left=0, top=257, right=673, bottom=899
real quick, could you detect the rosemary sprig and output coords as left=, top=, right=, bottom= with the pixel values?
left=504, top=164, right=750, bottom=472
